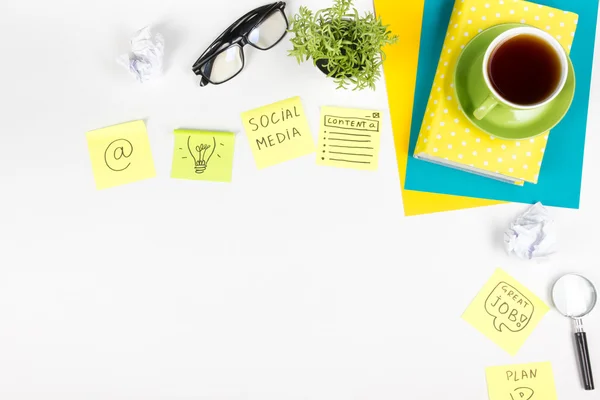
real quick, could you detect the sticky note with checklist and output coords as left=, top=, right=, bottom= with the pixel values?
left=316, top=107, right=382, bottom=171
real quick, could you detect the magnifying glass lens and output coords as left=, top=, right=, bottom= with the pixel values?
left=552, top=274, right=597, bottom=318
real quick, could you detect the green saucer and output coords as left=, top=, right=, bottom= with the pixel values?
left=454, top=23, right=576, bottom=140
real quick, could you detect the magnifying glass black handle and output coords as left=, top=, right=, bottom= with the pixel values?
left=575, top=332, right=594, bottom=390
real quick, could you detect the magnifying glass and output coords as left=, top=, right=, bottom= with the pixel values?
left=552, top=274, right=597, bottom=391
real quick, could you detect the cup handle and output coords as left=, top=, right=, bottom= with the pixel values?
left=473, top=95, right=499, bottom=120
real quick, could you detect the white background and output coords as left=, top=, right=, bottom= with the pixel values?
left=0, top=0, right=599, bottom=399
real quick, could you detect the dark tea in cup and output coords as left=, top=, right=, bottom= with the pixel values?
left=473, top=26, right=569, bottom=121
left=488, top=34, right=564, bottom=106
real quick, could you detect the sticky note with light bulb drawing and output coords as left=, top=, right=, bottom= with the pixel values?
left=241, top=96, right=315, bottom=169
left=171, top=129, right=235, bottom=182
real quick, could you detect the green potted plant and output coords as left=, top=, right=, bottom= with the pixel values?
left=288, top=0, right=398, bottom=90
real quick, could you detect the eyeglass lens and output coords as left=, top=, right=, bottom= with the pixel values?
left=202, top=9, right=287, bottom=84
left=202, top=46, right=244, bottom=84
left=248, top=10, right=288, bottom=49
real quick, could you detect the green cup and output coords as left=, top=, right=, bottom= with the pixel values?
left=473, top=26, right=569, bottom=121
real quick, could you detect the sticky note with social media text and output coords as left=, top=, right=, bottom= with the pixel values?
left=462, top=268, right=549, bottom=355
left=241, top=96, right=314, bottom=169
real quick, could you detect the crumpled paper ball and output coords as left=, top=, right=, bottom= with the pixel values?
left=504, top=202, right=557, bottom=260
left=117, top=26, right=164, bottom=83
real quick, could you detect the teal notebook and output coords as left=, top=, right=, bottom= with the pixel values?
left=404, top=0, right=598, bottom=208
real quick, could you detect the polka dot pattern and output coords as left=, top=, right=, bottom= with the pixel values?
left=414, top=0, right=578, bottom=184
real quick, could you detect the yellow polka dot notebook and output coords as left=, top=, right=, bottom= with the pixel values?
left=414, top=0, right=578, bottom=185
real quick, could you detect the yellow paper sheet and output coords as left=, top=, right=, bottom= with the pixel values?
left=241, top=96, right=314, bottom=169
left=486, top=362, right=557, bottom=400
left=86, top=120, right=156, bottom=190
left=374, top=0, right=502, bottom=216
left=316, top=107, right=382, bottom=171
left=171, top=130, right=235, bottom=183
left=462, top=268, right=549, bottom=356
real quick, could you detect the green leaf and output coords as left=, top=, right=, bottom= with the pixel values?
left=286, top=0, right=399, bottom=90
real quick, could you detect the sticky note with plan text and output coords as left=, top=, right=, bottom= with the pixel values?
left=316, top=107, right=382, bottom=171
left=486, top=362, right=557, bottom=400
left=462, top=268, right=549, bottom=355
left=241, top=96, right=314, bottom=169
left=86, top=120, right=156, bottom=190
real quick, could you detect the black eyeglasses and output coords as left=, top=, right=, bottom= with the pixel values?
left=192, top=2, right=288, bottom=87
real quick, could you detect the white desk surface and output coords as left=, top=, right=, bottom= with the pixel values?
left=1, top=0, right=599, bottom=399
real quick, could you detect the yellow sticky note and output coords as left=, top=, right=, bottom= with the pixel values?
left=171, top=130, right=235, bottom=183
left=462, top=268, right=549, bottom=355
left=316, top=107, right=382, bottom=171
left=86, top=120, right=156, bottom=190
left=241, top=96, right=314, bottom=169
left=485, top=362, right=557, bottom=400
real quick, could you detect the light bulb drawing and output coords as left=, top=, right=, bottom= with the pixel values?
left=187, top=135, right=216, bottom=174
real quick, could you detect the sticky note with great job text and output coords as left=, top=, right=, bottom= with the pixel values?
left=485, top=362, right=557, bottom=400
left=316, top=106, right=382, bottom=171
left=171, top=130, right=235, bottom=182
left=86, top=120, right=156, bottom=190
left=462, top=268, right=549, bottom=355
left=241, top=96, right=314, bottom=169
